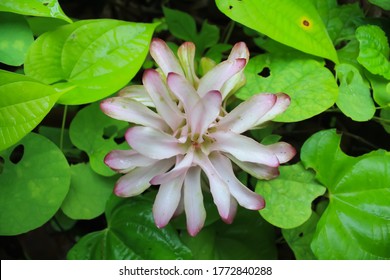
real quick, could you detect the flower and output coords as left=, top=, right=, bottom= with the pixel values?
left=101, top=39, right=295, bottom=236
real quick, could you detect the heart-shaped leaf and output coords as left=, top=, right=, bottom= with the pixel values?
left=335, top=63, right=375, bottom=121
left=237, top=53, right=338, bottom=122
left=25, top=19, right=157, bottom=105
left=215, top=0, right=338, bottom=63
left=69, top=102, right=129, bottom=176
left=0, top=0, right=72, bottom=23
left=67, top=194, right=192, bottom=260
left=256, top=163, right=326, bottom=229
left=0, top=70, right=62, bottom=151
left=61, top=163, right=116, bottom=220
left=301, top=129, right=390, bottom=259
left=0, top=12, right=34, bottom=66
left=0, top=133, right=70, bottom=235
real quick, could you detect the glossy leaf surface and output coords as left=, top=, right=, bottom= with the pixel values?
left=25, top=19, right=157, bottom=104
left=215, top=0, right=338, bottom=63
left=301, top=129, right=390, bottom=259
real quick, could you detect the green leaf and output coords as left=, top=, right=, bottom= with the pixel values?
left=380, top=108, right=390, bottom=133
left=313, top=0, right=364, bottom=46
left=67, top=194, right=192, bottom=260
left=69, top=103, right=129, bottom=176
left=301, top=129, right=390, bottom=259
left=0, top=133, right=70, bottom=235
left=25, top=19, right=157, bottom=105
left=0, top=0, right=72, bottom=23
left=256, top=163, right=326, bottom=229
left=0, top=12, right=34, bottom=66
left=0, top=70, right=62, bottom=152
left=61, top=163, right=116, bottom=220
left=163, top=7, right=219, bottom=55
left=366, top=72, right=390, bottom=107
left=26, top=16, right=68, bottom=36
left=215, top=0, right=338, bottom=63
left=356, top=25, right=390, bottom=80
left=237, top=53, right=338, bottom=122
left=368, top=0, right=390, bottom=10
left=181, top=209, right=277, bottom=260
left=282, top=211, right=320, bottom=260
left=335, top=63, right=376, bottom=121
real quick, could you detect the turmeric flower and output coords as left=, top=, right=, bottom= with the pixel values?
left=101, top=39, right=295, bottom=236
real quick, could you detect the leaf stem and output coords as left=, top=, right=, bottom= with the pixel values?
left=223, top=21, right=235, bottom=44
left=60, top=105, right=68, bottom=152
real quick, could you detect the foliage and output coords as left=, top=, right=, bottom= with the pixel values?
left=0, top=0, right=389, bottom=260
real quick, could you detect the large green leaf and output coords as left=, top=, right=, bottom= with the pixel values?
left=0, top=12, right=34, bottom=66
left=61, top=163, right=116, bottom=220
left=25, top=19, right=157, bottom=105
left=0, top=70, right=62, bottom=152
left=69, top=102, right=129, bottom=176
left=67, top=194, right=192, bottom=260
left=0, top=0, right=72, bottom=23
left=215, top=0, right=338, bottom=63
left=181, top=209, right=277, bottom=260
left=301, top=129, right=390, bottom=259
left=356, top=25, right=390, bottom=80
left=366, top=73, right=390, bottom=107
left=256, top=163, right=326, bottom=229
left=237, top=53, right=338, bottom=122
left=335, top=63, right=376, bottom=121
left=0, top=133, right=70, bottom=235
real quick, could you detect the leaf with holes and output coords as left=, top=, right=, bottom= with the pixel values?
left=256, top=163, right=326, bottom=229
left=215, top=0, right=338, bottom=63
left=0, top=70, right=62, bottom=152
left=0, top=133, right=70, bottom=235
left=336, top=63, right=376, bottom=121
left=61, top=163, right=116, bottom=220
left=0, top=12, right=34, bottom=66
left=236, top=53, right=338, bottom=122
left=0, top=0, right=72, bottom=23
left=25, top=19, right=157, bottom=105
left=301, top=129, right=390, bottom=259
left=67, top=194, right=192, bottom=260
left=69, top=103, right=129, bottom=176
left=356, top=25, right=390, bottom=80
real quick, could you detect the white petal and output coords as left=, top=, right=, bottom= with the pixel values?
left=208, top=131, right=280, bottom=167
left=228, top=154, right=280, bottom=180
left=177, top=42, right=199, bottom=87
left=153, top=174, right=185, bottom=229
left=224, top=197, right=238, bottom=224
left=210, top=152, right=265, bottom=210
left=184, top=166, right=206, bottom=236
left=100, top=97, right=170, bottom=131
left=118, top=85, right=155, bottom=107
left=190, top=90, right=222, bottom=139
left=150, top=151, right=194, bottom=185
left=125, top=126, right=186, bottom=159
left=114, top=158, right=175, bottom=197
left=150, top=38, right=184, bottom=76
left=216, top=94, right=277, bottom=134
left=266, top=142, right=296, bottom=163
left=193, top=152, right=232, bottom=220
left=255, top=93, right=291, bottom=126
left=167, top=72, right=200, bottom=115
left=197, top=58, right=246, bottom=97
left=143, top=69, right=184, bottom=130
left=104, top=150, right=157, bottom=173
left=228, top=42, right=250, bottom=61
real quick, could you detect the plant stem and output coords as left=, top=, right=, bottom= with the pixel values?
left=60, top=105, right=68, bottom=152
